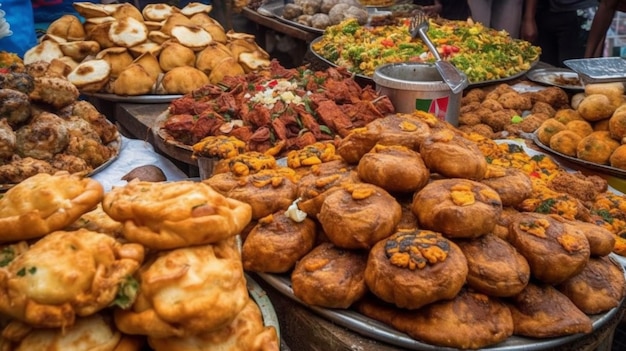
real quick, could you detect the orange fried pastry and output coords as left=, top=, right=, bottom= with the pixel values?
left=507, top=283, right=592, bottom=338
left=212, top=151, right=277, bottom=177
left=564, top=220, right=615, bottom=257
left=114, top=237, right=248, bottom=338
left=0, top=229, right=144, bottom=328
left=456, top=234, right=530, bottom=297
left=205, top=168, right=297, bottom=220
left=148, top=298, right=279, bottom=351
left=481, top=165, right=532, bottom=207
left=356, top=144, right=430, bottom=193
left=102, top=180, right=252, bottom=249
left=558, top=256, right=626, bottom=314
left=509, top=213, right=590, bottom=285
left=356, top=289, right=514, bottom=350
left=0, top=172, right=104, bottom=243
left=0, top=313, right=144, bottom=351
left=242, top=211, right=317, bottom=273
left=419, top=128, right=487, bottom=180
left=318, top=182, right=402, bottom=249
left=412, top=178, right=502, bottom=239
left=291, top=242, right=368, bottom=309
left=364, top=230, right=468, bottom=309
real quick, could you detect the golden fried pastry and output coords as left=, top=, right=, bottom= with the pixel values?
left=212, top=151, right=277, bottom=177
left=161, top=66, right=210, bottom=94
left=0, top=229, right=144, bottom=328
left=493, top=207, right=521, bottom=241
left=456, top=234, right=530, bottom=297
left=585, top=82, right=625, bottom=107
left=318, top=182, right=402, bottom=249
left=114, top=238, right=248, bottom=338
left=412, top=178, right=502, bottom=239
left=531, top=101, right=556, bottom=117
left=608, top=104, right=626, bottom=140
left=419, top=128, right=487, bottom=180
left=577, top=131, right=620, bottom=165
left=148, top=298, right=279, bottom=351
left=530, top=86, right=570, bottom=109
left=610, top=144, right=626, bottom=169
left=29, top=76, right=80, bottom=109
left=356, top=144, right=430, bottom=193
left=337, top=112, right=432, bottom=163
left=242, top=211, right=317, bottom=273
left=507, top=283, right=593, bottom=338
left=103, top=180, right=251, bottom=249
left=14, top=112, right=69, bottom=160
left=0, top=172, right=104, bottom=243
left=204, top=168, right=297, bottom=220
left=356, top=289, right=514, bottom=349
left=559, top=255, right=625, bottom=315
left=564, top=220, right=615, bottom=257
left=553, top=108, right=583, bottom=125
left=536, top=118, right=566, bottom=146
left=291, top=242, right=368, bottom=309
left=509, top=213, right=590, bottom=284
left=286, top=141, right=340, bottom=169
left=578, top=94, right=616, bottom=122
left=65, top=203, right=123, bottom=238
left=566, top=119, right=594, bottom=138
left=0, top=313, right=143, bottom=351
left=549, top=130, right=582, bottom=157
left=364, top=230, right=468, bottom=309
left=547, top=171, right=608, bottom=204
left=481, top=165, right=532, bottom=207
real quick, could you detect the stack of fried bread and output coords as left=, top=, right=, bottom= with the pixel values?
left=0, top=172, right=279, bottom=350
left=231, top=110, right=626, bottom=349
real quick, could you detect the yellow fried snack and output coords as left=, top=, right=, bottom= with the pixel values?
left=0, top=229, right=144, bottom=328
left=102, top=180, right=252, bottom=250
left=0, top=172, right=104, bottom=243
left=192, top=135, right=246, bottom=160
left=114, top=238, right=248, bottom=338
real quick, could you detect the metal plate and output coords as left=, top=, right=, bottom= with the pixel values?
left=257, top=272, right=622, bottom=350
left=526, top=68, right=584, bottom=91
left=563, top=57, right=626, bottom=83
left=247, top=273, right=281, bottom=338
left=84, top=92, right=183, bottom=104
left=532, top=132, right=626, bottom=179
left=271, top=6, right=324, bottom=34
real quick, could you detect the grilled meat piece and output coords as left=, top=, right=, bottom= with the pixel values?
left=15, top=112, right=69, bottom=160
left=0, top=72, right=34, bottom=94
left=0, top=89, right=31, bottom=126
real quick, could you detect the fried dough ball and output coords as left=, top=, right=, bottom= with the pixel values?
left=114, top=238, right=248, bottom=338
left=557, top=256, right=626, bottom=314
left=458, top=123, right=494, bottom=139
left=481, top=165, right=532, bottom=207
left=419, top=128, right=487, bottom=180
left=0, top=89, right=31, bottom=127
left=14, top=112, right=68, bottom=161
left=65, top=135, right=116, bottom=169
left=291, top=242, right=368, bottom=308
left=460, top=101, right=481, bottom=113
left=29, top=77, right=79, bottom=109
left=356, top=289, right=513, bottom=350
left=461, top=88, right=486, bottom=104
left=610, top=144, right=626, bottom=169
left=148, top=298, right=279, bottom=351
left=531, top=101, right=556, bottom=117
left=318, top=182, right=402, bottom=249
left=549, top=130, right=582, bottom=156
left=578, top=94, right=616, bottom=122
left=364, top=230, right=468, bottom=309
left=357, top=144, right=430, bottom=193
left=566, top=119, right=594, bottom=138
left=480, top=98, right=503, bottom=112
left=0, top=119, right=16, bottom=160
left=507, top=283, right=592, bottom=338
left=458, top=112, right=481, bottom=126
left=0, top=156, right=55, bottom=184
left=576, top=131, right=620, bottom=165
left=456, top=234, right=530, bottom=297
left=412, top=178, right=502, bottom=239
left=509, top=212, right=590, bottom=284
left=62, top=100, right=119, bottom=144
left=50, top=153, right=91, bottom=174
left=497, top=91, right=532, bottom=111
left=0, top=229, right=144, bottom=328
left=482, top=109, right=515, bottom=132
left=530, top=86, right=569, bottom=108
left=242, top=211, right=317, bottom=273
left=608, top=104, right=626, bottom=140
left=553, top=108, right=583, bottom=124
left=518, top=112, right=549, bottom=133
left=563, top=220, right=615, bottom=257
left=536, top=118, right=566, bottom=146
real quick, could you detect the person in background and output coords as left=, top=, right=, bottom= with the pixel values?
left=521, top=0, right=598, bottom=67
left=467, top=0, right=523, bottom=38
left=584, top=0, right=626, bottom=57
left=422, top=0, right=471, bottom=20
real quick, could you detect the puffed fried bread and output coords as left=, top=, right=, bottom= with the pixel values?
left=102, top=180, right=252, bottom=249
left=0, top=172, right=104, bottom=243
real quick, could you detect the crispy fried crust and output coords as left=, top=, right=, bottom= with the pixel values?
left=0, top=229, right=144, bottom=328
left=114, top=238, right=248, bottom=338
left=0, top=172, right=104, bottom=243
left=102, top=180, right=252, bottom=250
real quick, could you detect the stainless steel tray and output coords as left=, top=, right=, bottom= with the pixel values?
left=247, top=273, right=281, bottom=338
left=257, top=272, right=621, bottom=350
left=563, top=57, right=626, bottom=83
left=526, top=67, right=584, bottom=91
left=84, top=92, right=183, bottom=104
left=271, top=6, right=324, bottom=34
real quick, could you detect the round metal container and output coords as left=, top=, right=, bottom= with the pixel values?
left=373, top=62, right=466, bottom=126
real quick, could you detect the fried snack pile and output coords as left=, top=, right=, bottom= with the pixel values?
left=0, top=57, right=119, bottom=186
left=0, top=172, right=279, bottom=351
left=24, top=2, right=271, bottom=96
left=235, top=110, right=626, bottom=349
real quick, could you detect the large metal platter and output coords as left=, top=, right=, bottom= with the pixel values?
left=271, top=6, right=324, bottom=34
left=84, top=92, right=183, bottom=104
left=258, top=272, right=622, bottom=350
left=247, top=273, right=281, bottom=338
left=564, top=57, right=626, bottom=83
left=526, top=68, right=584, bottom=91
left=308, top=36, right=537, bottom=88
left=532, top=131, right=626, bottom=179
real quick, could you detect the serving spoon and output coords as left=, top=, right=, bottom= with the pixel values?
left=409, top=11, right=468, bottom=94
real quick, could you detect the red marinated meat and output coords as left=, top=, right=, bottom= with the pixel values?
left=315, top=100, right=353, bottom=137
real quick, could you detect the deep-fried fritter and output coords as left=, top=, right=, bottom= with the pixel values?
left=461, top=89, right=486, bottom=104
left=50, top=153, right=92, bottom=174
left=519, top=112, right=550, bottom=133
left=62, top=100, right=119, bottom=144
left=497, top=91, right=532, bottom=111
left=460, top=101, right=481, bottom=114
left=547, top=171, right=607, bottom=204
left=576, top=131, right=620, bottom=165
left=0, top=156, right=55, bottom=183
left=29, top=76, right=79, bottom=109
left=566, top=120, right=594, bottom=138
left=531, top=101, right=556, bottom=117
left=65, top=135, right=116, bottom=169
left=15, top=112, right=69, bottom=160
left=458, top=124, right=494, bottom=139
left=482, top=109, right=515, bottom=132
left=480, top=98, right=504, bottom=112
left=458, top=112, right=481, bottom=126
left=554, top=108, right=583, bottom=124
left=0, top=89, right=31, bottom=126
left=549, top=130, right=582, bottom=157
left=0, top=119, right=16, bottom=160
left=0, top=72, right=34, bottom=95
left=530, top=86, right=569, bottom=108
